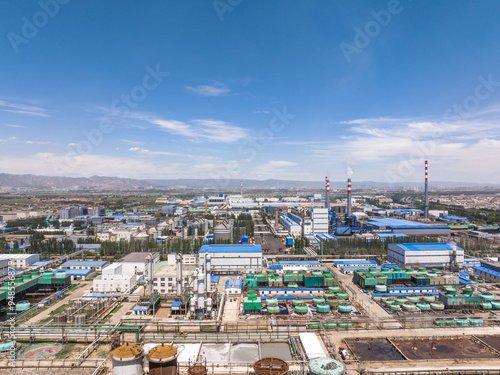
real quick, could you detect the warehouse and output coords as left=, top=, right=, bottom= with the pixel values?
left=55, top=268, right=95, bottom=281
left=387, top=243, right=464, bottom=270
left=60, top=260, right=110, bottom=271
left=368, top=218, right=451, bottom=236
left=93, top=263, right=137, bottom=293
left=198, top=244, right=262, bottom=274
left=473, top=261, right=500, bottom=283
left=0, top=254, right=40, bottom=268
left=120, top=252, right=160, bottom=275
left=279, top=215, right=302, bottom=236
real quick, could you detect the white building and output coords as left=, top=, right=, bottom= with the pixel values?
left=279, top=215, right=302, bottom=237
left=167, top=253, right=197, bottom=266
left=198, top=245, right=263, bottom=274
left=311, top=208, right=328, bottom=234
left=120, top=252, right=160, bottom=275
left=153, top=263, right=193, bottom=295
left=0, top=254, right=40, bottom=268
left=60, top=260, right=110, bottom=271
left=93, top=263, right=137, bottom=293
left=387, top=243, right=464, bottom=269
left=0, top=259, right=8, bottom=277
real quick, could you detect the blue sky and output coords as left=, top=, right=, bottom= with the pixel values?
left=1, top=0, right=500, bottom=183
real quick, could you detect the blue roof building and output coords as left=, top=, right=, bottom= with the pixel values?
left=388, top=243, right=464, bottom=269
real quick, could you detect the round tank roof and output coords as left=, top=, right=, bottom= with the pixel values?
left=112, top=343, right=143, bottom=361
left=147, top=343, right=177, bottom=362
left=308, top=358, right=346, bottom=375
left=188, top=365, right=208, bottom=375
left=253, top=357, right=289, bottom=375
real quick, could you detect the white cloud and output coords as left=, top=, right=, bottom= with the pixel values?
left=67, top=142, right=78, bottom=147
left=185, top=82, right=230, bottom=96
left=0, top=137, right=16, bottom=143
left=26, top=141, right=54, bottom=145
left=129, top=147, right=177, bottom=156
left=0, top=100, right=49, bottom=117
left=5, top=124, right=26, bottom=128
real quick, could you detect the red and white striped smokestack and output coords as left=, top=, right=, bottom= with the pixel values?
left=424, top=160, right=429, bottom=219
left=347, top=178, right=352, bottom=216
left=325, top=176, right=330, bottom=209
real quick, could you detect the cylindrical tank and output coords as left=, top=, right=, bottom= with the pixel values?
left=491, top=301, right=500, bottom=310
left=385, top=299, right=395, bottom=306
left=190, top=296, right=196, bottom=313
left=22, top=275, right=31, bottom=281
left=462, top=289, right=473, bottom=296
left=55, top=271, right=67, bottom=278
left=15, top=301, right=30, bottom=312
left=402, top=303, right=418, bottom=311
left=288, top=283, right=298, bottom=288
left=313, top=297, right=325, bottom=306
left=197, top=273, right=205, bottom=295
left=74, top=300, right=83, bottom=309
left=15, top=277, right=23, bottom=284
left=42, top=272, right=53, bottom=279
left=74, top=314, right=86, bottom=324
left=337, top=292, right=349, bottom=300
left=422, top=294, right=435, bottom=302
left=430, top=302, right=445, bottom=311
left=338, top=304, right=352, bottom=313
left=327, top=298, right=342, bottom=308
left=316, top=303, right=330, bottom=313
left=446, top=289, right=458, bottom=296
left=267, top=305, right=280, bottom=314
left=65, top=306, right=74, bottom=317
left=205, top=298, right=213, bottom=313
left=53, top=313, right=67, bottom=323
left=328, top=286, right=340, bottom=293
left=266, top=297, right=278, bottom=306
left=308, top=357, right=346, bottom=375
left=395, top=298, right=408, bottom=305
left=112, top=343, right=143, bottom=375
left=291, top=297, right=304, bottom=306
left=416, top=302, right=431, bottom=311
left=482, top=302, right=493, bottom=310
left=375, top=285, right=387, bottom=292
left=390, top=304, right=401, bottom=311
left=110, top=333, right=121, bottom=349
left=481, top=294, right=494, bottom=301
left=406, top=295, right=419, bottom=303
left=147, top=343, right=178, bottom=375
left=295, top=304, right=308, bottom=314
left=254, top=358, right=289, bottom=375
left=323, top=292, right=335, bottom=299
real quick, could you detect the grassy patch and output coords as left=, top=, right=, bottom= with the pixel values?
left=54, top=343, right=82, bottom=359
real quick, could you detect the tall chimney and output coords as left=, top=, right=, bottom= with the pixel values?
left=424, top=160, right=429, bottom=219
left=275, top=209, right=279, bottom=230
left=240, top=180, right=243, bottom=197
left=347, top=178, right=352, bottom=216
left=325, top=176, right=330, bottom=210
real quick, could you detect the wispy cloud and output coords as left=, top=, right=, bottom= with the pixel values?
left=0, top=136, right=16, bottom=143
left=0, top=100, right=49, bottom=117
left=5, top=124, right=26, bottom=128
left=26, top=140, right=55, bottom=145
left=185, top=82, right=230, bottom=96
left=129, top=147, right=177, bottom=156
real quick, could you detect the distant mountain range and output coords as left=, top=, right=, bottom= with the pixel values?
left=0, top=173, right=153, bottom=190
left=0, top=173, right=498, bottom=191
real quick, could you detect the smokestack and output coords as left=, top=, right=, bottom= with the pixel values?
left=424, top=160, right=429, bottom=219
left=275, top=210, right=279, bottom=230
left=347, top=178, right=352, bottom=216
left=325, top=176, right=330, bottom=209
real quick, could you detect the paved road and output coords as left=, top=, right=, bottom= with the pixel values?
left=24, top=282, right=93, bottom=326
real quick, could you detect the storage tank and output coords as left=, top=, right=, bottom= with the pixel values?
left=406, top=295, right=419, bottom=303
left=295, top=304, right=308, bottom=314
left=42, top=272, right=53, bottom=279
left=430, top=302, right=445, bottom=311
left=15, top=301, right=30, bottom=312
left=337, top=292, right=348, bottom=300
left=481, top=294, right=494, bottom=301
left=313, top=297, right=325, bottom=306
left=422, top=294, right=435, bottom=302
left=416, top=302, right=431, bottom=311
left=390, top=304, right=401, bottom=311
left=53, top=313, right=67, bottom=323
left=308, top=357, right=346, bottom=375
left=328, top=286, right=340, bottom=293
left=65, top=306, right=74, bottom=317
left=395, top=298, right=408, bottom=305
left=338, top=304, right=352, bottom=313
left=22, top=275, right=31, bottom=282
left=266, top=297, right=278, bottom=306
left=110, top=333, right=121, bottom=349
left=374, top=285, right=387, bottom=293
left=491, top=301, right=500, bottom=310
left=112, top=343, right=143, bottom=375
left=253, top=357, right=289, bottom=375
left=267, top=305, right=280, bottom=314
left=316, top=303, right=330, bottom=313
left=74, top=300, right=83, bottom=309
left=74, top=314, right=86, bottom=324
left=323, top=292, right=335, bottom=299
left=55, top=271, right=67, bottom=278
left=326, top=298, right=341, bottom=308
left=147, top=343, right=178, bottom=375
left=291, top=297, right=304, bottom=306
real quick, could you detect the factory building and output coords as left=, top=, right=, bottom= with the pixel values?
left=367, top=218, right=451, bottom=236
left=0, top=254, right=40, bottom=268
left=153, top=263, right=193, bottom=295
left=473, top=261, right=500, bottom=283
left=60, top=260, right=110, bottom=271
left=56, top=268, right=95, bottom=281
left=0, top=259, right=8, bottom=277
left=387, top=243, right=464, bottom=270
left=311, top=208, right=328, bottom=234
left=225, top=279, right=242, bottom=295
left=198, top=244, right=263, bottom=274
left=213, top=221, right=233, bottom=241
left=120, top=252, right=160, bottom=275
left=279, top=215, right=302, bottom=236
left=93, top=263, right=137, bottom=293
